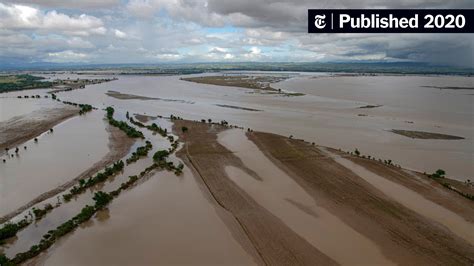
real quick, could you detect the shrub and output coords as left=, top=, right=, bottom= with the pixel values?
left=354, top=149, right=360, bottom=156
left=153, top=150, right=169, bottom=162
left=431, top=169, right=446, bottom=178
left=105, top=107, right=144, bottom=138
left=0, top=223, right=19, bottom=240
left=93, top=191, right=113, bottom=209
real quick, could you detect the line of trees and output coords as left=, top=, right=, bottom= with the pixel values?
left=0, top=201, right=56, bottom=243
left=4, top=189, right=114, bottom=265
left=126, top=141, right=153, bottom=164
left=128, top=117, right=168, bottom=137
left=106, top=107, right=144, bottom=138
left=2, top=158, right=165, bottom=265
left=63, top=160, right=124, bottom=202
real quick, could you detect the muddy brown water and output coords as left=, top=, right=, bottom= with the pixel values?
left=39, top=168, right=257, bottom=266
left=0, top=97, right=64, bottom=122
left=1, top=114, right=163, bottom=256
left=2, top=114, right=256, bottom=265
left=45, top=73, right=473, bottom=181
left=0, top=111, right=109, bottom=218
left=218, top=128, right=394, bottom=265
left=322, top=147, right=474, bottom=245
left=1, top=72, right=472, bottom=264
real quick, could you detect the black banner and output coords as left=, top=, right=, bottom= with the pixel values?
left=308, top=9, right=474, bottom=33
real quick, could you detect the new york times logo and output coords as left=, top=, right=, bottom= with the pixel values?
left=314, top=14, right=326, bottom=29
left=308, top=9, right=474, bottom=33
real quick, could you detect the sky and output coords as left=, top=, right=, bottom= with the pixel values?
left=0, top=0, right=472, bottom=67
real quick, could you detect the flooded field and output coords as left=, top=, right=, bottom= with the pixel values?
left=40, top=169, right=257, bottom=266
left=323, top=147, right=474, bottom=244
left=0, top=111, right=109, bottom=217
left=52, top=73, right=473, bottom=180
left=219, top=129, right=393, bottom=265
left=1, top=71, right=472, bottom=265
left=0, top=98, right=64, bottom=122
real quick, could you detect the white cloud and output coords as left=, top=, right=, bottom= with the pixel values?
left=224, top=53, right=234, bottom=59
left=67, top=37, right=94, bottom=48
left=210, top=47, right=228, bottom=53
left=250, top=47, right=261, bottom=54
left=242, top=46, right=262, bottom=60
left=47, top=50, right=90, bottom=62
left=3, top=0, right=120, bottom=9
left=153, top=53, right=182, bottom=61
left=0, top=0, right=472, bottom=67
left=0, top=3, right=106, bottom=36
left=113, top=29, right=127, bottom=39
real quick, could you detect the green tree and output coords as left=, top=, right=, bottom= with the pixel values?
left=153, top=150, right=169, bottom=162
left=93, top=191, right=113, bottom=208
left=432, top=169, right=446, bottom=178
left=354, top=149, right=360, bottom=156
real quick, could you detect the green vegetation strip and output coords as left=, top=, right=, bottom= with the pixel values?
left=0, top=112, right=185, bottom=264
left=0, top=203, right=56, bottom=243
left=0, top=161, right=124, bottom=244
left=60, top=100, right=93, bottom=115
left=1, top=147, right=185, bottom=265
left=62, top=161, right=125, bottom=202
left=129, top=117, right=168, bottom=137
left=0, top=75, right=52, bottom=93
left=106, top=107, right=144, bottom=138
left=126, top=141, right=153, bottom=164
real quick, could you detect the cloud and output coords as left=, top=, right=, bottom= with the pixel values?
left=152, top=52, right=182, bottom=61
left=113, top=29, right=127, bottom=39
left=0, top=0, right=472, bottom=67
left=67, top=37, right=94, bottom=48
left=46, top=50, right=90, bottom=62
left=210, top=47, right=228, bottom=53
left=243, top=46, right=262, bottom=60
left=224, top=53, right=235, bottom=59
left=2, top=0, right=120, bottom=9
left=0, top=3, right=106, bottom=36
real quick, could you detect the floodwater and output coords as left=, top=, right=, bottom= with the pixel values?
left=322, top=148, right=474, bottom=245
left=2, top=113, right=257, bottom=265
left=0, top=97, right=63, bottom=122
left=1, top=72, right=472, bottom=263
left=218, top=128, right=393, bottom=265
left=53, top=73, right=473, bottom=180
left=42, top=169, right=257, bottom=266
left=0, top=111, right=109, bottom=218
left=1, top=113, right=160, bottom=256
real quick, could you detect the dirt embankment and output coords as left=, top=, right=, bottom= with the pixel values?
left=174, top=119, right=473, bottom=265
left=106, top=90, right=193, bottom=104
left=173, top=120, right=337, bottom=266
left=181, top=76, right=283, bottom=91
left=340, top=153, right=474, bottom=221
left=0, top=123, right=135, bottom=224
left=0, top=107, right=78, bottom=154
left=390, top=129, right=464, bottom=140
left=248, top=131, right=473, bottom=265
left=134, top=114, right=155, bottom=123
